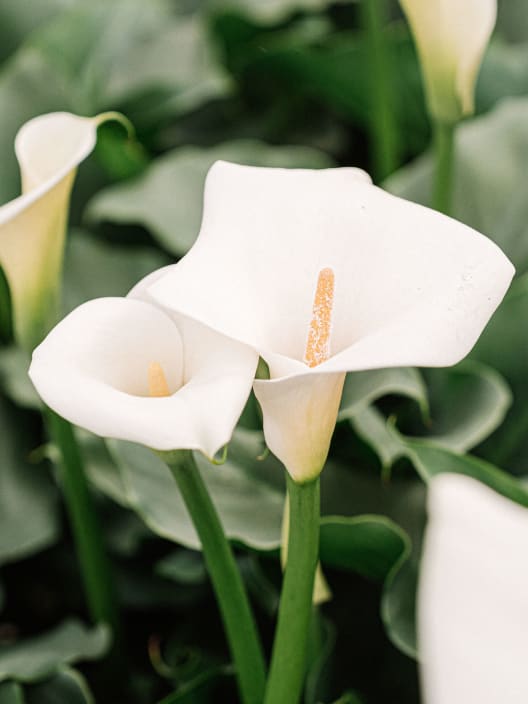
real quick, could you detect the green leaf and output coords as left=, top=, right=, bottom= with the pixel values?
left=62, top=229, right=169, bottom=315
left=319, top=515, right=410, bottom=583
left=385, top=97, right=528, bottom=275
left=339, top=367, right=428, bottom=421
left=470, top=272, right=528, bottom=469
left=0, top=621, right=108, bottom=684
left=107, top=431, right=284, bottom=551
left=350, top=361, right=511, bottom=470
left=155, top=551, right=207, bottom=586
left=25, top=667, right=94, bottom=704
left=0, top=348, right=39, bottom=410
left=208, top=0, right=336, bottom=24
left=497, top=0, right=528, bottom=43
left=0, top=398, right=59, bottom=565
left=87, top=140, right=334, bottom=255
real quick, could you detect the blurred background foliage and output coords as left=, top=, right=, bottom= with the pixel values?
left=0, top=0, right=528, bottom=702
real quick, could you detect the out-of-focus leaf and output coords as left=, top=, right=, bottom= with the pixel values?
left=471, top=272, right=528, bottom=470
left=62, top=229, right=169, bottom=314
left=0, top=348, right=38, bottom=409
left=0, top=0, right=80, bottom=63
left=0, top=682, right=24, bottom=704
left=351, top=360, right=511, bottom=470
left=105, top=14, right=231, bottom=125
left=155, top=551, right=207, bottom=586
left=87, top=140, right=334, bottom=255
left=497, top=0, right=528, bottom=43
left=477, top=41, right=528, bottom=114
left=386, top=97, right=528, bottom=275
left=208, top=0, right=337, bottom=24
left=0, top=398, right=59, bottom=565
left=420, top=361, right=511, bottom=452
left=0, top=621, right=108, bottom=683
left=319, top=515, right=410, bottom=582
left=25, top=667, right=94, bottom=704
left=339, top=367, right=428, bottom=421
left=108, top=435, right=284, bottom=551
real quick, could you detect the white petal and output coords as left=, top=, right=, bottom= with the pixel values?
left=418, top=474, right=528, bottom=704
left=253, top=372, right=345, bottom=483
left=399, top=0, right=496, bottom=121
left=29, top=297, right=257, bottom=457
left=150, top=161, right=514, bottom=376
left=0, top=113, right=106, bottom=349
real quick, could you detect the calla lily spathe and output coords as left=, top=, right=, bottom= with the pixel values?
left=0, top=112, right=116, bottom=350
left=149, top=161, right=514, bottom=482
left=418, top=474, right=528, bottom=704
left=29, top=268, right=258, bottom=458
left=399, top=0, right=497, bottom=123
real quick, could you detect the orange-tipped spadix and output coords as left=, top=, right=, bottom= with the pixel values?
left=304, top=267, right=335, bottom=368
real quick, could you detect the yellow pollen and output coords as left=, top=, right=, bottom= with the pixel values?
left=304, top=267, right=335, bottom=368
left=148, top=362, right=170, bottom=397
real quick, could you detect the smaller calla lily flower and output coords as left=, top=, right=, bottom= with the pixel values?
left=0, top=111, right=122, bottom=350
left=399, top=0, right=497, bottom=123
left=418, top=474, right=528, bottom=704
left=28, top=267, right=258, bottom=457
left=148, top=162, right=513, bottom=482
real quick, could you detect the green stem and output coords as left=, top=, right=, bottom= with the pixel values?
left=46, top=410, right=120, bottom=637
left=166, top=451, right=266, bottom=704
left=264, top=475, right=320, bottom=704
left=360, top=0, right=399, bottom=181
left=432, top=120, right=456, bottom=215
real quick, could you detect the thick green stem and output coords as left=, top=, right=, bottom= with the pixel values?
left=264, top=475, right=320, bottom=704
left=166, top=451, right=266, bottom=704
left=46, top=410, right=120, bottom=637
left=432, top=120, right=456, bottom=215
left=360, top=0, right=399, bottom=181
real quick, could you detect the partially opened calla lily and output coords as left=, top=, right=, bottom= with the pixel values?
left=28, top=268, right=258, bottom=458
left=418, top=474, right=528, bottom=704
left=399, top=0, right=497, bottom=123
left=149, top=161, right=514, bottom=482
left=0, top=111, right=121, bottom=350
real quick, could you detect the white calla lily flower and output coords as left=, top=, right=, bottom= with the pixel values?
left=0, top=111, right=120, bottom=350
left=399, top=0, right=497, bottom=123
left=149, top=161, right=513, bottom=482
left=419, top=474, right=528, bottom=704
left=28, top=268, right=258, bottom=457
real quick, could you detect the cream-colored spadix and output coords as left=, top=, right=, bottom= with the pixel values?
left=148, top=161, right=513, bottom=482
left=0, top=111, right=120, bottom=350
left=399, top=0, right=497, bottom=123
left=419, top=474, right=528, bottom=704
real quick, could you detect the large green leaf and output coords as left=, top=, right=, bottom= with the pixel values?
left=386, top=97, right=528, bottom=275
left=0, top=621, right=108, bottom=684
left=62, top=229, right=169, bottom=314
left=319, top=515, right=409, bottom=582
left=350, top=361, right=511, bottom=470
left=86, top=140, right=334, bottom=255
left=471, top=272, right=528, bottom=470
left=107, top=432, right=284, bottom=551
left=339, top=367, right=428, bottom=421
left=0, top=398, right=59, bottom=565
